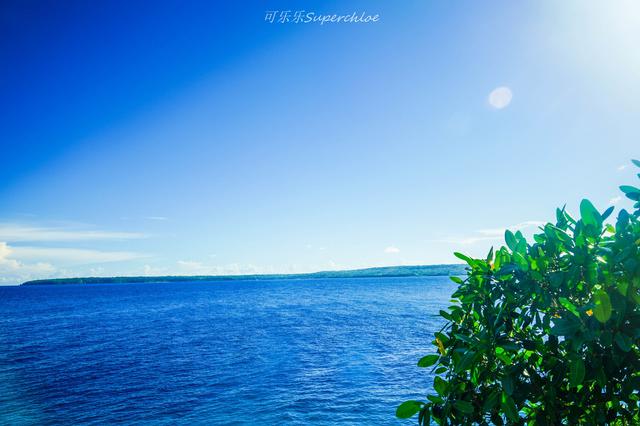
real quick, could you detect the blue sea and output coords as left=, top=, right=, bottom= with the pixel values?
left=0, top=276, right=455, bottom=425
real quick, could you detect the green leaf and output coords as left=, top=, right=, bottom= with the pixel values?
left=502, top=375, right=515, bottom=396
left=396, top=400, right=423, bottom=419
left=514, top=252, right=529, bottom=271
left=455, top=350, right=477, bottom=373
left=585, top=262, right=598, bottom=285
left=559, top=297, right=580, bottom=318
left=569, top=358, right=585, bottom=387
left=486, top=246, right=494, bottom=263
left=617, top=280, right=629, bottom=297
left=593, top=290, right=612, bottom=323
left=495, top=347, right=512, bottom=365
left=439, top=309, right=452, bottom=321
left=418, top=407, right=430, bottom=426
left=632, top=159, right=640, bottom=168
left=602, top=206, right=615, bottom=221
left=453, top=400, right=474, bottom=414
left=433, top=376, right=447, bottom=395
left=501, top=393, right=519, bottom=422
left=620, top=185, right=640, bottom=201
left=600, top=330, right=613, bottom=347
left=596, top=367, right=607, bottom=387
left=454, top=252, right=473, bottom=264
left=580, top=199, right=602, bottom=227
left=615, top=332, right=632, bottom=352
left=551, top=317, right=581, bottom=336
left=505, top=230, right=517, bottom=251
left=450, top=276, right=463, bottom=285
left=549, top=272, right=564, bottom=289
left=620, top=185, right=640, bottom=194
left=453, top=333, right=475, bottom=344
left=482, top=389, right=501, bottom=412
left=418, top=354, right=439, bottom=368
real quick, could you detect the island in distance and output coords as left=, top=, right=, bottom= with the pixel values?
left=21, top=264, right=466, bottom=286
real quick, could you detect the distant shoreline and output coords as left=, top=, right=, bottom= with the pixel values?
left=20, top=264, right=466, bottom=286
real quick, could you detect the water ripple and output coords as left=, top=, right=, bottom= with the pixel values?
left=0, top=277, right=454, bottom=425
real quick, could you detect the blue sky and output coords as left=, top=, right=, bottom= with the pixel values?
left=1, top=0, right=639, bottom=283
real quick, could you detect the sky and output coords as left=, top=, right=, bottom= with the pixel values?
left=1, top=0, right=639, bottom=284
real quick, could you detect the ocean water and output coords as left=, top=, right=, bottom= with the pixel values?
left=0, top=276, right=455, bottom=425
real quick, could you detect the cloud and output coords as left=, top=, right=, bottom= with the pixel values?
left=145, top=216, right=168, bottom=221
left=142, top=264, right=169, bottom=276
left=176, top=260, right=298, bottom=276
left=384, top=246, right=400, bottom=254
left=11, top=246, right=146, bottom=265
left=476, top=221, right=545, bottom=237
left=488, top=86, right=513, bottom=109
left=437, top=236, right=502, bottom=245
left=0, top=242, right=18, bottom=268
left=177, top=260, right=205, bottom=270
left=610, top=196, right=622, bottom=205
left=618, top=165, right=628, bottom=171
left=176, top=260, right=258, bottom=275
left=435, top=221, right=544, bottom=246
left=0, top=223, right=145, bottom=242
left=0, top=242, right=56, bottom=284
left=0, top=222, right=148, bottom=283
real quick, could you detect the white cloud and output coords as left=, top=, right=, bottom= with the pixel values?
left=438, top=236, right=502, bottom=245
left=0, top=242, right=56, bottom=284
left=0, top=221, right=149, bottom=283
left=177, top=260, right=205, bottom=270
left=610, top=196, right=622, bottom=205
left=88, top=267, right=106, bottom=276
left=0, top=242, right=18, bottom=268
left=177, top=260, right=234, bottom=275
left=176, top=260, right=307, bottom=276
left=11, top=246, right=146, bottom=265
left=143, top=264, right=169, bottom=276
left=0, top=223, right=145, bottom=242
left=476, top=221, right=545, bottom=237
left=145, top=216, right=168, bottom=221
left=435, top=220, right=544, bottom=246
left=384, top=246, right=400, bottom=254
left=618, top=165, right=628, bottom=171
left=488, top=86, right=513, bottom=109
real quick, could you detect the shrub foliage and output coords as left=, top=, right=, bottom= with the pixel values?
left=398, top=160, right=640, bottom=425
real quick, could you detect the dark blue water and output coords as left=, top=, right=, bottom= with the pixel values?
left=0, top=276, right=454, bottom=425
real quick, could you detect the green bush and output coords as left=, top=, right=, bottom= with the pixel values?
left=398, top=160, right=640, bottom=425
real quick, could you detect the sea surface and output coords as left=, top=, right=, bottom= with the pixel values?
left=0, top=276, right=455, bottom=425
